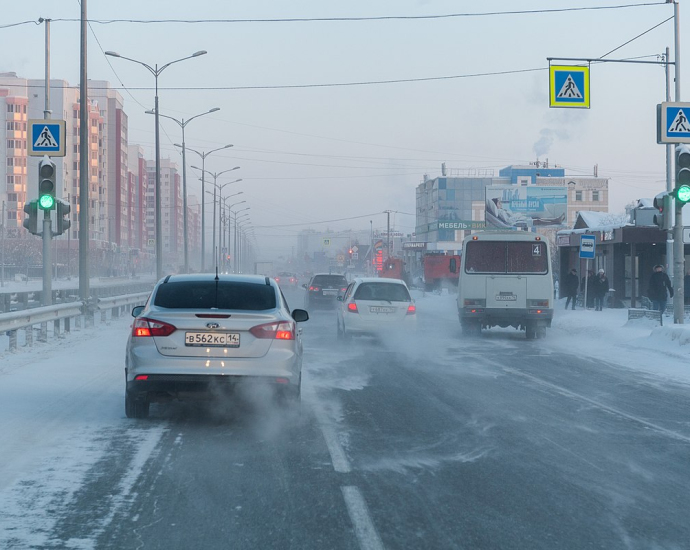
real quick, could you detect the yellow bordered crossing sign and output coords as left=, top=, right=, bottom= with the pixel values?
left=549, top=65, right=590, bottom=109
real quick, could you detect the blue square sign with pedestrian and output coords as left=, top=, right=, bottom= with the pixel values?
left=28, top=119, right=66, bottom=157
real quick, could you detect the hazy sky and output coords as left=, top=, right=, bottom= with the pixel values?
left=1, top=1, right=687, bottom=258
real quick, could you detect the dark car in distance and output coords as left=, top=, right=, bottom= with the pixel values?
left=304, top=273, right=348, bottom=310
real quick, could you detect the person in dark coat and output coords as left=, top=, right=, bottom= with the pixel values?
left=563, top=268, right=579, bottom=310
left=648, top=264, right=673, bottom=313
left=592, top=269, right=609, bottom=311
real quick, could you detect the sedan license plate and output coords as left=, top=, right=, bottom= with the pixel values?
left=323, top=289, right=338, bottom=295
left=185, top=332, right=240, bottom=347
left=370, top=306, right=395, bottom=314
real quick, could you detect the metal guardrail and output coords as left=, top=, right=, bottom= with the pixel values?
left=1, top=290, right=150, bottom=352
left=95, top=292, right=150, bottom=323
left=627, top=308, right=663, bottom=325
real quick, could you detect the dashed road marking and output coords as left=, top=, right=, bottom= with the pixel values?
left=342, top=486, right=385, bottom=550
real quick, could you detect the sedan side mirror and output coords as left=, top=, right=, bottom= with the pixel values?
left=302, top=283, right=308, bottom=289
left=337, top=295, right=343, bottom=301
left=292, top=308, right=309, bottom=322
left=132, top=305, right=145, bottom=317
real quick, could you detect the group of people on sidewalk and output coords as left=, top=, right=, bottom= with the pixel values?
left=562, top=268, right=609, bottom=311
left=562, top=264, right=674, bottom=313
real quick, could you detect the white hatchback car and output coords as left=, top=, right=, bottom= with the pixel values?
left=125, top=274, right=309, bottom=418
left=336, top=277, right=416, bottom=339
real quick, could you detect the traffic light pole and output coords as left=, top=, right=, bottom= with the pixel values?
left=672, top=0, right=683, bottom=324
left=43, top=211, right=52, bottom=306
left=42, top=18, right=52, bottom=308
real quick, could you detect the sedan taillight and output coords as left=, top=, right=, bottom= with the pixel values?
left=406, top=304, right=416, bottom=315
left=347, top=302, right=358, bottom=313
left=132, top=317, right=177, bottom=337
left=250, top=321, right=295, bottom=340
left=309, top=286, right=320, bottom=292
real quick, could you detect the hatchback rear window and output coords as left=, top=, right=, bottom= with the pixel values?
left=354, top=283, right=411, bottom=302
left=312, top=275, right=347, bottom=287
left=154, top=281, right=277, bottom=310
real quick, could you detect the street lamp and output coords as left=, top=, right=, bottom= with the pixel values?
left=236, top=218, right=252, bottom=273
left=193, top=167, right=241, bottom=270
left=179, top=145, right=232, bottom=271
left=219, top=191, right=243, bottom=268
left=206, top=191, right=244, bottom=270
left=231, top=207, right=250, bottom=273
left=105, top=49, right=207, bottom=280
left=145, top=107, right=219, bottom=273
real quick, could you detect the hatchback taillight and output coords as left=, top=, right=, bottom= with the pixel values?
left=132, top=317, right=177, bottom=337
left=309, top=286, right=320, bottom=292
left=406, top=304, right=416, bottom=315
left=249, top=321, right=295, bottom=340
left=347, top=302, right=358, bottom=313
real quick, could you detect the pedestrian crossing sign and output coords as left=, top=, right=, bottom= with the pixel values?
left=657, top=102, right=690, bottom=143
left=549, top=65, right=590, bottom=109
left=28, top=119, right=66, bottom=157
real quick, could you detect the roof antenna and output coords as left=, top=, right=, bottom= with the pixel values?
left=215, top=265, right=219, bottom=281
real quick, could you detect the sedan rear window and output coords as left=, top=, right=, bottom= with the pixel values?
left=354, top=283, right=411, bottom=302
left=154, top=281, right=277, bottom=310
left=312, top=275, right=347, bottom=287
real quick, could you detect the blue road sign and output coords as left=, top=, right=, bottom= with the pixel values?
left=579, top=234, right=596, bottom=259
left=549, top=65, right=590, bottom=108
left=657, top=102, right=690, bottom=144
left=28, top=119, right=66, bottom=157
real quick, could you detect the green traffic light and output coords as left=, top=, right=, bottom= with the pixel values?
left=676, top=185, right=690, bottom=204
left=38, top=194, right=55, bottom=210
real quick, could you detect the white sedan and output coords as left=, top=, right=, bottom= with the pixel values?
left=336, top=277, right=416, bottom=339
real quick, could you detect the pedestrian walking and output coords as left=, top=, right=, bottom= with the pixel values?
left=592, top=269, right=609, bottom=311
left=647, top=264, right=673, bottom=314
left=563, top=268, right=579, bottom=310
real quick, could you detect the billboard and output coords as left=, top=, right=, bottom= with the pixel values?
left=485, top=186, right=567, bottom=229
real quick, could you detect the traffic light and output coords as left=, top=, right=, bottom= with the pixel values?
left=653, top=192, right=672, bottom=231
left=38, top=156, right=56, bottom=210
left=674, top=144, right=690, bottom=203
left=55, top=198, right=71, bottom=235
left=22, top=200, right=40, bottom=235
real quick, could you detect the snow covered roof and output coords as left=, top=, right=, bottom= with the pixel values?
left=558, top=210, right=632, bottom=235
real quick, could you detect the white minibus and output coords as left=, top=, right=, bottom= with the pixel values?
left=457, top=231, right=553, bottom=339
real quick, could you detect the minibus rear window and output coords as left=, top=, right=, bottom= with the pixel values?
left=465, top=241, right=548, bottom=274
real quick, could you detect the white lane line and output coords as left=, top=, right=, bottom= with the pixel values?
left=304, top=386, right=351, bottom=473
left=342, top=486, right=385, bottom=550
left=494, top=362, right=690, bottom=445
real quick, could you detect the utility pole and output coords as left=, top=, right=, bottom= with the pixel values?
left=42, top=18, right=52, bottom=307
left=1, top=201, right=5, bottom=288
left=384, top=210, right=392, bottom=260
left=665, top=47, right=674, bottom=279
left=79, top=0, right=90, bottom=307
left=671, top=0, right=684, bottom=324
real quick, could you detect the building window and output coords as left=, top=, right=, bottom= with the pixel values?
left=575, top=191, right=583, bottom=201
left=592, top=190, right=600, bottom=201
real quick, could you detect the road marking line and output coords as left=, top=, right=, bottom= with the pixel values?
left=494, top=362, right=690, bottom=445
left=304, top=385, right=351, bottom=473
left=342, top=486, right=385, bottom=550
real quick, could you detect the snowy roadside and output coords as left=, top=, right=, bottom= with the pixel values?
left=411, top=290, right=690, bottom=386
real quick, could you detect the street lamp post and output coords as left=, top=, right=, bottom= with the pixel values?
left=236, top=219, right=251, bottom=273
left=105, top=49, right=207, bottom=280
left=219, top=191, right=243, bottom=270
left=231, top=208, right=250, bottom=273
left=184, top=145, right=233, bottom=271
left=193, top=167, right=241, bottom=270
left=205, top=191, right=244, bottom=272
left=147, top=107, right=220, bottom=273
